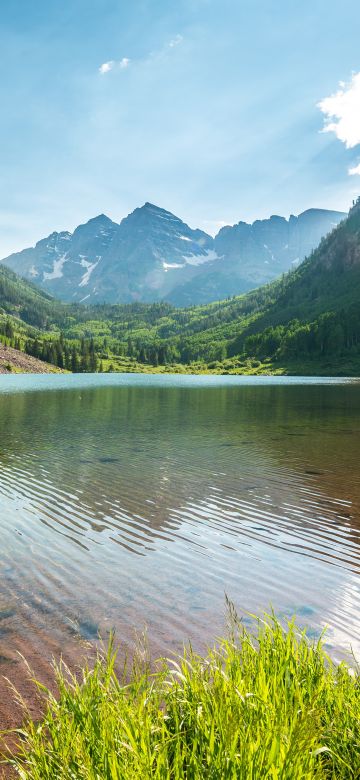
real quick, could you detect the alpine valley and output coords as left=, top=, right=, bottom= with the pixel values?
left=1, top=203, right=345, bottom=306
left=0, top=198, right=359, bottom=376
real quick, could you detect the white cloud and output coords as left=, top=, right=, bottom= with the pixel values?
left=99, top=60, right=115, bottom=75
left=98, top=57, right=130, bottom=75
left=168, top=34, right=183, bottom=48
left=318, top=72, right=360, bottom=149
left=349, top=163, right=360, bottom=176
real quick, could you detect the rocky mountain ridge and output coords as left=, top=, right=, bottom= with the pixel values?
left=1, top=203, right=345, bottom=305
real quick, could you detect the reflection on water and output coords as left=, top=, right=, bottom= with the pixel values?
left=0, top=374, right=360, bottom=703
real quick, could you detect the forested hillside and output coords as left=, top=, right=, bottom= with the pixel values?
left=228, top=198, right=360, bottom=370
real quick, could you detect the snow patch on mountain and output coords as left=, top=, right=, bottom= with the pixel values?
left=79, top=256, right=101, bottom=287
left=43, top=253, right=69, bottom=281
left=163, top=261, right=185, bottom=271
left=183, top=249, right=219, bottom=266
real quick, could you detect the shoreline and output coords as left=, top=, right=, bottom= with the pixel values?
left=3, top=614, right=360, bottom=778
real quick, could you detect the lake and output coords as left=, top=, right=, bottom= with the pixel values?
left=0, top=374, right=360, bottom=721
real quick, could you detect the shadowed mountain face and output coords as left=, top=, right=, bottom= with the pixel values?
left=1, top=203, right=345, bottom=305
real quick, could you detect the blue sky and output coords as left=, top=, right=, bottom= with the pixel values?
left=1, top=0, right=360, bottom=256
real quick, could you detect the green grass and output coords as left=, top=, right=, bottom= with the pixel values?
left=5, top=612, right=360, bottom=778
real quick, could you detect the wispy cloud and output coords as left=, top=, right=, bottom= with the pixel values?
left=145, top=34, right=184, bottom=64
left=99, top=57, right=130, bottom=75
left=168, top=34, right=183, bottom=48
left=99, top=36, right=182, bottom=76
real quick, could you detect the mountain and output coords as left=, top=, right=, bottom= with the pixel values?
left=1, top=204, right=345, bottom=306
left=85, top=203, right=216, bottom=304
left=171, top=208, right=346, bottom=306
left=1, top=214, right=119, bottom=304
left=216, top=208, right=345, bottom=279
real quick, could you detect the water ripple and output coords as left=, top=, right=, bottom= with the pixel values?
left=0, top=376, right=359, bottom=668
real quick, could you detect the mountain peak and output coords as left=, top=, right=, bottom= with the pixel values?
left=121, top=202, right=184, bottom=230
left=71, top=214, right=118, bottom=240
left=84, top=213, right=116, bottom=226
left=143, top=202, right=168, bottom=212
left=34, top=230, right=71, bottom=249
left=141, top=202, right=178, bottom=219
left=297, top=207, right=346, bottom=220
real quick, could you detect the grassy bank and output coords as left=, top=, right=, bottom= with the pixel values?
left=93, top=354, right=360, bottom=376
left=99, top=354, right=281, bottom=375
left=5, top=613, right=360, bottom=779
